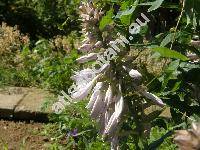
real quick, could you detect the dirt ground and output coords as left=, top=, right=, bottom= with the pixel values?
left=0, top=120, right=50, bottom=150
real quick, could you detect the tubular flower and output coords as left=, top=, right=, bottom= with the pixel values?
left=71, top=74, right=101, bottom=100
left=69, top=2, right=165, bottom=149
left=76, top=53, right=98, bottom=63
left=103, top=85, right=124, bottom=137
left=86, top=82, right=103, bottom=110
left=127, top=69, right=165, bottom=107
left=71, top=63, right=110, bottom=101
left=141, top=91, right=165, bottom=107
left=71, top=68, right=96, bottom=84
left=78, top=2, right=103, bottom=53
left=79, top=43, right=93, bottom=52
left=129, top=69, right=142, bottom=81
left=174, top=123, right=200, bottom=150
left=90, top=89, right=106, bottom=119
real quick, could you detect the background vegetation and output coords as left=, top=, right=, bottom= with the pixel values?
left=0, top=0, right=199, bottom=149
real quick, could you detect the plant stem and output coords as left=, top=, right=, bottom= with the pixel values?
left=170, top=0, right=186, bottom=50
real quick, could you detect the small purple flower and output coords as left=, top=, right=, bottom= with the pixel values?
left=71, top=128, right=78, bottom=137
left=66, top=128, right=78, bottom=138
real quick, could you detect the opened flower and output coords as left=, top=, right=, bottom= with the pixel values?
left=69, top=2, right=165, bottom=149
left=174, top=123, right=200, bottom=150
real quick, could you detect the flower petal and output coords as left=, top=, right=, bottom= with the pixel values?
left=129, top=69, right=142, bottom=81
left=103, top=84, right=124, bottom=137
left=103, top=113, right=118, bottom=136
left=86, top=82, right=103, bottom=110
left=78, top=44, right=93, bottom=52
left=76, top=53, right=98, bottom=63
left=71, top=74, right=100, bottom=100
left=94, top=41, right=103, bottom=48
left=71, top=68, right=95, bottom=85
left=90, top=91, right=106, bottom=119
left=142, top=91, right=165, bottom=107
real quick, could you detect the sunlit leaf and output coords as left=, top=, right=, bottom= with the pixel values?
left=152, top=47, right=189, bottom=61
left=116, top=0, right=138, bottom=25
left=99, top=9, right=114, bottom=30
left=160, top=33, right=174, bottom=47
left=148, top=0, right=164, bottom=12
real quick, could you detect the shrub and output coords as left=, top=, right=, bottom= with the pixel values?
left=0, top=22, right=29, bottom=55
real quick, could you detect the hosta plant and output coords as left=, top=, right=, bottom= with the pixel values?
left=68, top=1, right=167, bottom=149
left=60, top=0, right=199, bottom=149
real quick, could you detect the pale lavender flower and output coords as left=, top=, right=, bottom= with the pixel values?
left=94, top=41, right=103, bottom=48
left=103, top=85, right=124, bottom=137
left=129, top=69, right=142, bottom=80
left=86, top=82, right=103, bottom=110
left=71, top=68, right=96, bottom=85
left=96, top=63, right=110, bottom=73
left=78, top=43, right=93, bottom=52
left=105, top=85, right=113, bottom=106
left=74, top=2, right=124, bottom=149
left=126, top=68, right=165, bottom=107
left=76, top=53, right=98, bottom=63
left=71, top=74, right=100, bottom=100
left=141, top=91, right=165, bottom=107
left=90, top=90, right=106, bottom=119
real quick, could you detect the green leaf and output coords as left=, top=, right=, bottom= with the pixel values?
left=148, top=0, right=164, bottom=12
left=165, top=59, right=180, bottom=73
left=99, top=9, right=114, bottom=30
left=171, top=81, right=182, bottom=92
left=148, top=130, right=173, bottom=150
left=160, top=33, right=174, bottom=47
left=152, top=47, right=189, bottom=61
left=116, top=0, right=138, bottom=25
left=159, top=60, right=181, bottom=90
left=185, top=0, right=200, bottom=28
left=121, top=0, right=138, bottom=16
left=120, top=6, right=136, bottom=16
left=176, top=32, right=191, bottom=44
left=120, top=15, right=132, bottom=25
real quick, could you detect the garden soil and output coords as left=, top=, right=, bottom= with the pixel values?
left=0, top=120, right=50, bottom=149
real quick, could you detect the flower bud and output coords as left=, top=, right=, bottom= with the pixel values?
left=76, top=53, right=98, bottom=63
left=71, top=74, right=101, bottom=100
left=141, top=91, right=165, bottom=107
left=79, top=44, right=93, bottom=52
left=94, top=41, right=103, bottom=48
left=86, top=82, right=103, bottom=110
left=81, top=14, right=90, bottom=21
left=129, top=69, right=142, bottom=81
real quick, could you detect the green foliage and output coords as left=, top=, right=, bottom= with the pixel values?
left=147, top=126, right=177, bottom=150
left=147, top=0, right=164, bottom=12
left=0, top=33, right=79, bottom=93
left=151, top=47, right=189, bottom=61
left=99, top=9, right=114, bottom=30
left=117, top=0, right=138, bottom=25
left=30, top=39, right=79, bottom=93
left=45, top=101, right=110, bottom=149
left=0, top=0, right=81, bottom=39
left=0, top=0, right=200, bottom=149
left=93, top=0, right=200, bottom=149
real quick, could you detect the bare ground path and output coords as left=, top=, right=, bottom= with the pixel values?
left=0, top=87, right=54, bottom=121
left=0, top=120, right=51, bottom=149
left=0, top=87, right=56, bottom=149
